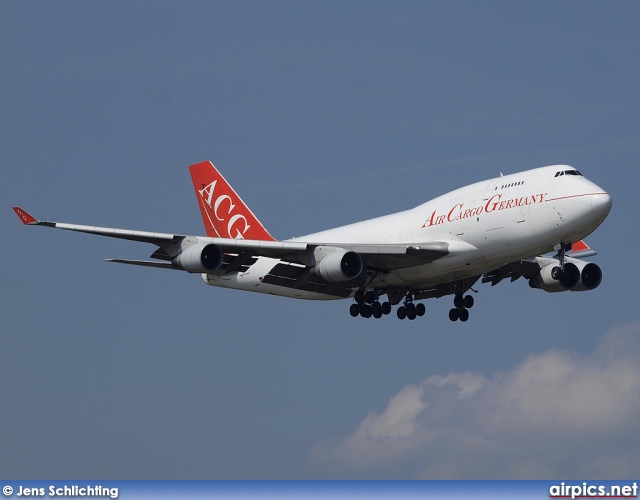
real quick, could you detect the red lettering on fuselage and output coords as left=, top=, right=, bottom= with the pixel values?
left=448, top=203, right=464, bottom=222
left=423, top=192, right=547, bottom=229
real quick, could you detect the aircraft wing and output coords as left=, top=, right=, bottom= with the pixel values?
left=12, top=207, right=449, bottom=280
left=330, top=242, right=449, bottom=270
left=13, top=206, right=182, bottom=244
left=12, top=206, right=309, bottom=264
left=481, top=260, right=541, bottom=286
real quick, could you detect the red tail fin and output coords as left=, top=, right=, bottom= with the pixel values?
left=189, top=161, right=276, bottom=241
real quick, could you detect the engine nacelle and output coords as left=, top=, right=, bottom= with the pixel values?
left=173, top=243, right=223, bottom=273
left=529, top=262, right=579, bottom=292
left=529, top=260, right=602, bottom=293
left=571, top=262, right=602, bottom=291
left=314, top=250, right=363, bottom=282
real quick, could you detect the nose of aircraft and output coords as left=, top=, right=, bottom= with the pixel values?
left=592, top=192, right=612, bottom=215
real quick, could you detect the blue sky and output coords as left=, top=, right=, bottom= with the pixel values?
left=2, top=1, right=639, bottom=479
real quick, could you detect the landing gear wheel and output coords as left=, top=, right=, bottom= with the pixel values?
left=381, top=302, right=392, bottom=315
left=459, top=308, right=469, bottom=322
left=464, top=295, right=474, bottom=309
left=415, top=303, right=426, bottom=316
left=354, top=289, right=365, bottom=305
left=449, top=286, right=474, bottom=321
left=449, top=308, right=459, bottom=322
left=360, top=304, right=372, bottom=318
left=406, top=302, right=417, bottom=320
left=551, top=266, right=562, bottom=280
left=397, top=306, right=407, bottom=320
left=364, top=290, right=376, bottom=304
left=349, top=304, right=360, bottom=317
left=372, top=301, right=383, bottom=319
left=454, top=294, right=464, bottom=309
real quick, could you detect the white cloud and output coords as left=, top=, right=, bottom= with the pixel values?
left=309, top=323, right=640, bottom=479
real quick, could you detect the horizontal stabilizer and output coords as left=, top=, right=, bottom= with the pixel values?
left=567, top=240, right=597, bottom=259
left=105, top=259, right=177, bottom=270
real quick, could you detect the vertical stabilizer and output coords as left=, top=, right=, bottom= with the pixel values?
left=189, top=161, right=276, bottom=241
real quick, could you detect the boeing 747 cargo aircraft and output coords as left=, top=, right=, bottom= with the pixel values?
left=13, top=161, right=611, bottom=321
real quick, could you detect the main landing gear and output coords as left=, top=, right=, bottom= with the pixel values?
left=349, top=286, right=476, bottom=322
left=396, top=292, right=426, bottom=321
left=349, top=289, right=392, bottom=319
left=448, top=293, right=474, bottom=322
left=349, top=289, right=426, bottom=320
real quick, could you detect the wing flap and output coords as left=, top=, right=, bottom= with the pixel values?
left=414, top=275, right=481, bottom=301
left=482, top=260, right=540, bottom=286
left=261, top=262, right=357, bottom=298
left=320, top=241, right=449, bottom=271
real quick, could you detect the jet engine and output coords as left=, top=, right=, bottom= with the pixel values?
left=314, top=249, right=363, bottom=282
left=529, top=260, right=602, bottom=293
left=173, top=243, right=223, bottom=273
left=570, top=261, right=602, bottom=291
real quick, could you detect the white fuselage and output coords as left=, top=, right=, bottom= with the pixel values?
left=203, top=165, right=611, bottom=299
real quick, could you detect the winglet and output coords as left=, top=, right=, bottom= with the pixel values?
left=12, top=206, right=39, bottom=225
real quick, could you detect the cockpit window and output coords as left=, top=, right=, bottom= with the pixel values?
left=555, top=170, right=583, bottom=177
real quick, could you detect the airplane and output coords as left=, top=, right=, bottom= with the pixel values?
left=13, top=161, right=612, bottom=322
